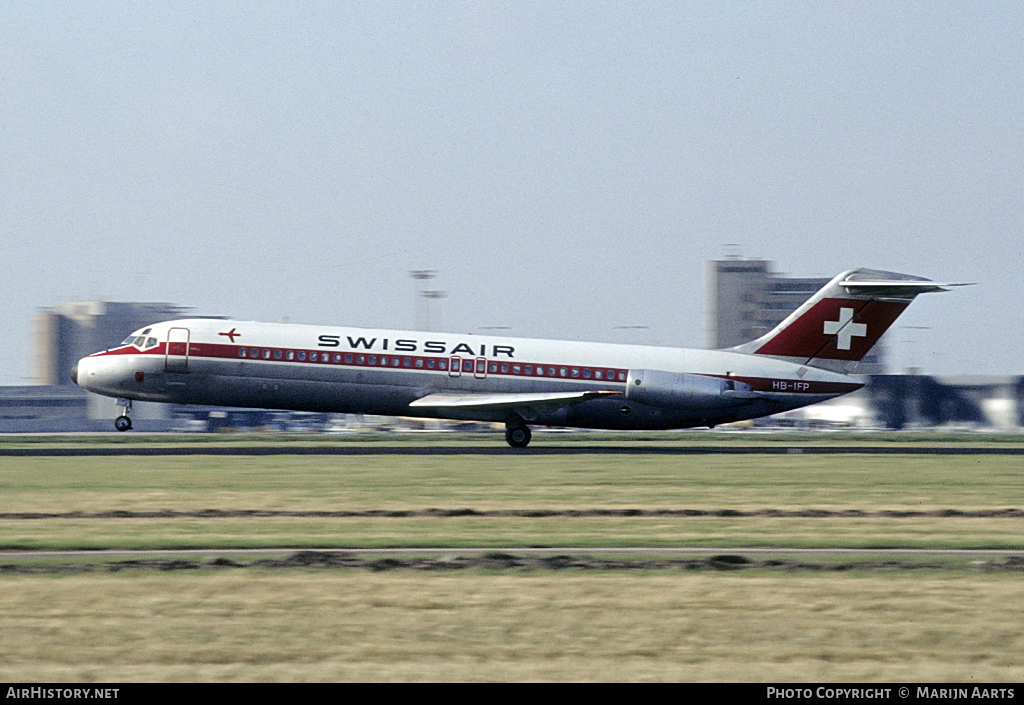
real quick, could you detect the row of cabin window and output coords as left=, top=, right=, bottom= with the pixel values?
left=488, top=361, right=627, bottom=381
left=237, top=347, right=627, bottom=382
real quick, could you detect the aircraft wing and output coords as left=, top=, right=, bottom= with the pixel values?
left=408, top=390, right=620, bottom=411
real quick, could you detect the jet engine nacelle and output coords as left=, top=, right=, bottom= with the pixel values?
left=625, top=369, right=753, bottom=411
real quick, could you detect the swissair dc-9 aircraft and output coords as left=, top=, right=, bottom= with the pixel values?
left=71, top=269, right=963, bottom=447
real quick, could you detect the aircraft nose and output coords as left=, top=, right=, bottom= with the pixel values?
left=71, top=355, right=134, bottom=397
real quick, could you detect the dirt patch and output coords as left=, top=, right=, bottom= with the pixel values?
left=4, top=552, right=1024, bottom=574
left=3, top=507, right=1023, bottom=520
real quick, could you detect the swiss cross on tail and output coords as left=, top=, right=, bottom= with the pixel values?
left=823, top=308, right=866, bottom=350
left=728, top=269, right=971, bottom=372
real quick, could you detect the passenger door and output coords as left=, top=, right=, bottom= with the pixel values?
left=165, top=327, right=190, bottom=372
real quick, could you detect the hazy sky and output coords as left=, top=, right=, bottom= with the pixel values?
left=3, top=1, right=1021, bottom=385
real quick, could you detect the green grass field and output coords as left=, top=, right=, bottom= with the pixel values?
left=1, top=433, right=1022, bottom=681
left=2, top=438, right=1021, bottom=550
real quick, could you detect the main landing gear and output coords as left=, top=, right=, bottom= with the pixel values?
left=114, top=399, right=133, bottom=432
left=505, top=423, right=531, bottom=448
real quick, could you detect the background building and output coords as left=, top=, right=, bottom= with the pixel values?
left=707, top=258, right=886, bottom=374
left=10, top=301, right=195, bottom=431
left=33, top=301, right=193, bottom=386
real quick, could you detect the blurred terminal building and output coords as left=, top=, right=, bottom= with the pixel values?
left=8, top=302, right=194, bottom=432
left=1, top=265, right=1022, bottom=432
left=709, top=258, right=884, bottom=373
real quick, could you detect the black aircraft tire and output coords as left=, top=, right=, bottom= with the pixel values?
left=506, top=425, right=531, bottom=448
left=115, top=416, right=132, bottom=432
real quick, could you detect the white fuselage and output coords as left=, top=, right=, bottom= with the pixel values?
left=73, top=318, right=862, bottom=431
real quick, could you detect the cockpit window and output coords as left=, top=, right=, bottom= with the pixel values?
left=121, top=328, right=156, bottom=348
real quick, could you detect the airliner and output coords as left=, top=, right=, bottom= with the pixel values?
left=71, top=269, right=964, bottom=446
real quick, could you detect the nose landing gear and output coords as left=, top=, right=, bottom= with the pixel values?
left=114, top=399, right=133, bottom=432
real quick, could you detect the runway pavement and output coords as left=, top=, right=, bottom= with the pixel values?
left=3, top=444, right=1024, bottom=456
